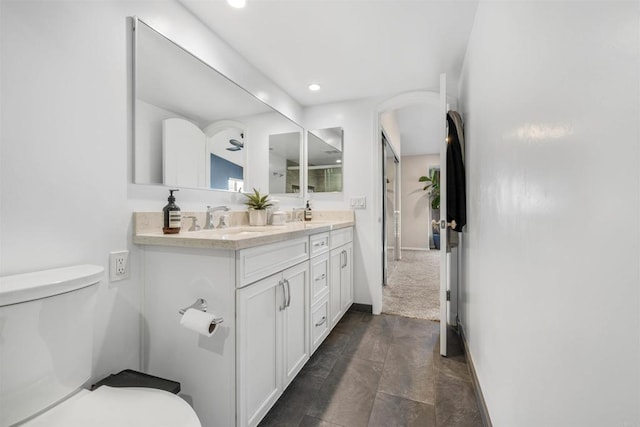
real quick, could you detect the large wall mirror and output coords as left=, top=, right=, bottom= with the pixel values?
left=133, top=18, right=303, bottom=196
left=307, top=127, right=344, bottom=193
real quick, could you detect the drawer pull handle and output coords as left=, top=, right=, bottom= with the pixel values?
left=279, top=280, right=286, bottom=311
left=315, top=316, right=327, bottom=327
left=284, top=278, right=291, bottom=308
left=313, top=241, right=326, bottom=247
left=314, top=273, right=326, bottom=281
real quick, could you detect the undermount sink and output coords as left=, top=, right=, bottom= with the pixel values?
left=181, top=223, right=329, bottom=239
left=188, top=226, right=273, bottom=237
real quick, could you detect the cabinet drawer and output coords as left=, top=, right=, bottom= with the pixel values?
left=311, top=296, right=330, bottom=353
left=310, top=252, right=329, bottom=304
left=330, top=227, right=353, bottom=249
left=310, top=232, right=330, bottom=257
left=236, top=237, right=309, bottom=287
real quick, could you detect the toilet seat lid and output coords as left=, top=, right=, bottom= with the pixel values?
left=21, top=386, right=202, bottom=427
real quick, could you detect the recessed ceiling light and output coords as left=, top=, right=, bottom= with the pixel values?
left=336, top=159, right=342, bottom=164
left=227, top=0, right=246, bottom=8
left=308, top=83, right=321, bottom=91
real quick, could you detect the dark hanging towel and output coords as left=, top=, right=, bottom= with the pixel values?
left=446, top=111, right=466, bottom=232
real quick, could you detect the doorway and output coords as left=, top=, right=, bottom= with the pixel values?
left=382, top=132, right=400, bottom=287
left=378, top=96, right=444, bottom=321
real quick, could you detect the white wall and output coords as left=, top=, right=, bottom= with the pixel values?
left=380, top=110, right=401, bottom=156
left=458, top=2, right=640, bottom=425
left=1, top=0, right=302, bottom=384
left=401, top=154, right=439, bottom=249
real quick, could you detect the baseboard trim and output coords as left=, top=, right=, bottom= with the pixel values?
left=459, top=324, right=493, bottom=427
left=400, top=247, right=431, bottom=251
left=349, top=303, right=373, bottom=314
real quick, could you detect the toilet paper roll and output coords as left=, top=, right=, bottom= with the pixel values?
left=180, top=308, right=219, bottom=337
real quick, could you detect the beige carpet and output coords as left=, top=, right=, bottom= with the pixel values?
left=382, top=250, right=440, bottom=321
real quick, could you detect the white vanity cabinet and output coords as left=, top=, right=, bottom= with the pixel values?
left=236, top=262, right=309, bottom=427
left=329, top=228, right=354, bottom=328
left=135, top=216, right=354, bottom=427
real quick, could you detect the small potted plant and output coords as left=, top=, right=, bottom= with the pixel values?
left=244, top=188, right=273, bottom=226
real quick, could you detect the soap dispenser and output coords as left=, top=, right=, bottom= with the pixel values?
left=163, top=189, right=181, bottom=234
left=304, top=200, right=313, bottom=222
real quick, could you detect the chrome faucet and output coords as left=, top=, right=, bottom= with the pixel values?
left=205, top=205, right=229, bottom=229
left=290, top=208, right=304, bottom=222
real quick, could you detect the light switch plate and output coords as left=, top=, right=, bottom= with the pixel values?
left=350, top=197, right=366, bottom=209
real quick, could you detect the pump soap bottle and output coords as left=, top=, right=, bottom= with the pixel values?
left=163, top=189, right=182, bottom=234
left=304, top=200, right=313, bottom=222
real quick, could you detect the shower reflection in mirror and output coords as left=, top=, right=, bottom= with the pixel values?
left=269, top=132, right=301, bottom=194
left=307, top=127, right=344, bottom=193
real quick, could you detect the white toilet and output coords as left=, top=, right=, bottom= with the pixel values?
left=0, top=265, right=201, bottom=427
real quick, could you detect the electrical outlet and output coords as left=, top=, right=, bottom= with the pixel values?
left=109, top=250, right=129, bottom=281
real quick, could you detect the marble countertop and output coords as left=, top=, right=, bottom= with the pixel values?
left=133, top=211, right=354, bottom=250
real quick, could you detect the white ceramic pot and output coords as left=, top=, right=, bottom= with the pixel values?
left=248, top=209, right=267, bottom=226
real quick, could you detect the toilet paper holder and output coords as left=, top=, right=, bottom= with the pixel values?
left=178, top=298, right=224, bottom=324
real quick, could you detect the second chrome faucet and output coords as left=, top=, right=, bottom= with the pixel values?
left=205, top=205, right=229, bottom=229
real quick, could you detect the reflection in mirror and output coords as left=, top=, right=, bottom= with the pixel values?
left=133, top=18, right=303, bottom=194
left=307, top=127, right=344, bottom=192
left=204, top=121, right=245, bottom=191
left=269, top=132, right=302, bottom=194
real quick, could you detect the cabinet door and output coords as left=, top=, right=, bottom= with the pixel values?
left=330, top=248, right=343, bottom=327
left=340, top=243, right=353, bottom=312
left=237, top=273, right=285, bottom=427
left=282, top=262, right=310, bottom=387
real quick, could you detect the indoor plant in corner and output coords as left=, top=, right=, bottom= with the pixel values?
left=244, top=188, right=273, bottom=226
left=419, top=170, right=441, bottom=249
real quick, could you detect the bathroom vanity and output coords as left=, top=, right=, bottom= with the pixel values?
left=133, top=212, right=354, bottom=427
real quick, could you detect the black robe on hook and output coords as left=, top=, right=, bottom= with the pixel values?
left=446, top=112, right=466, bottom=232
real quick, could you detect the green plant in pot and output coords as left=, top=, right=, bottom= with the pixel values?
left=244, top=188, right=273, bottom=226
left=419, top=169, right=440, bottom=210
left=419, top=170, right=441, bottom=249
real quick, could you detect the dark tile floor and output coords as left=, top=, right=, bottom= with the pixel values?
left=259, top=310, right=483, bottom=427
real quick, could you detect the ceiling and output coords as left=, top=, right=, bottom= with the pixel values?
left=179, top=0, right=479, bottom=155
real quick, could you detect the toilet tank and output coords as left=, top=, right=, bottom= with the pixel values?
left=0, top=265, right=104, bottom=427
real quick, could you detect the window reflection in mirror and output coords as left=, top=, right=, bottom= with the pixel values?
left=133, top=18, right=302, bottom=195
left=307, top=127, right=344, bottom=193
left=269, top=132, right=302, bottom=194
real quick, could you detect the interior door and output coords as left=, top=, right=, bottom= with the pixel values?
left=439, top=73, right=449, bottom=357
